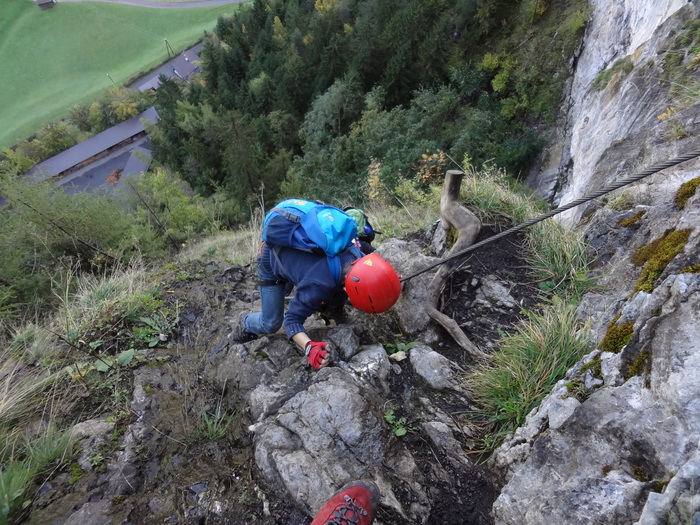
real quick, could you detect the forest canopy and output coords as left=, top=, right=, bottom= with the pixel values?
left=151, top=0, right=591, bottom=217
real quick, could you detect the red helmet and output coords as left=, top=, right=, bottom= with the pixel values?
left=344, top=253, right=401, bottom=313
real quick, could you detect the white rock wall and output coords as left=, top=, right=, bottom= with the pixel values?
left=557, top=0, right=688, bottom=224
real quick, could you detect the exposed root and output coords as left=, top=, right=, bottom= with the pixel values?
left=425, top=170, right=488, bottom=360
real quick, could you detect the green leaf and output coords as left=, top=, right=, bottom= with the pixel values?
left=384, top=409, right=396, bottom=424
left=139, top=316, right=158, bottom=329
left=117, top=349, right=135, bottom=366
left=538, top=280, right=556, bottom=291
left=94, top=358, right=112, bottom=372
left=394, top=427, right=407, bottom=437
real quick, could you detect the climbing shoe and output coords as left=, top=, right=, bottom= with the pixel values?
left=230, top=312, right=257, bottom=343
left=310, top=481, right=380, bottom=525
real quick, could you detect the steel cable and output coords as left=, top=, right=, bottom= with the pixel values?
left=400, top=150, right=700, bottom=283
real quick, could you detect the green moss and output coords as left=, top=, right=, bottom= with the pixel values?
left=631, top=465, right=648, bottom=482
left=632, top=229, right=692, bottom=293
left=445, top=225, right=458, bottom=250
left=111, top=495, right=127, bottom=506
left=619, top=210, right=645, bottom=227
left=674, top=176, right=700, bottom=209
left=651, top=479, right=669, bottom=493
left=580, top=358, right=603, bottom=378
left=69, top=462, right=84, bottom=485
left=601, top=314, right=634, bottom=353
left=681, top=264, right=700, bottom=274
left=591, top=57, right=634, bottom=91
left=628, top=352, right=651, bottom=377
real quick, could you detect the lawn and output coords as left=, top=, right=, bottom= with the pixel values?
left=0, top=0, right=244, bottom=149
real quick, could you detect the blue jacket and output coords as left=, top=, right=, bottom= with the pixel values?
left=259, top=244, right=359, bottom=339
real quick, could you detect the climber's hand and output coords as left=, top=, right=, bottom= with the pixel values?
left=305, top=341, right=330, bottom=370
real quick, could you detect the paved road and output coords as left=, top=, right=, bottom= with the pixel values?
left=59, top=0, right=246, bottom=8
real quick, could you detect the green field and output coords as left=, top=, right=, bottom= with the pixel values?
left=0, top=0, right=244, bottom=149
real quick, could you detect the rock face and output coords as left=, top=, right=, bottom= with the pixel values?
left=496, top=1, right=700, bottom=523
left=492, top=274, right=700, bottom=524
left=527, top=0, right=700, bottom=223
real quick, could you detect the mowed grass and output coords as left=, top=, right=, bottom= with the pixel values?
left=0, top=0, right=244, bottom=149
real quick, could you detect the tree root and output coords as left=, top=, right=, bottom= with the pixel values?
left=425, top=170, right=488, bottom=360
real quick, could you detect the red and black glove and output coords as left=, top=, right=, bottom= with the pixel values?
left=305, top=341, right=328, bottom=370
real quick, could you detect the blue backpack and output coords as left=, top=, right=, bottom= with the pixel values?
left=262, top=199, right=360, bottom=280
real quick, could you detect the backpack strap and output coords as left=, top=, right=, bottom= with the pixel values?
left=271, top=207, right=301, bottom=223
left=269, top=243, right=287, bottom=273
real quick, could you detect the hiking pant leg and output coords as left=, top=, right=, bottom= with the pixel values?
left=245, top=264, right=285, bottom=335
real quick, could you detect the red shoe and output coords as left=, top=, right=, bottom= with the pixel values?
left=310, top=481, right=380, bottom=525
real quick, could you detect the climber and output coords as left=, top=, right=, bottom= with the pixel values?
left=230, top=218, right=401, bottom=369
left=310, top=480, right=380, bottom=524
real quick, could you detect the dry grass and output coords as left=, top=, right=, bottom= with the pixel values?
left=52, top=258, right=152, bottom=336
left=0, top=359, right=56, bottom=431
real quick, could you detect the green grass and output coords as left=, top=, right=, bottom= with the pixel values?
left=463, top=300, right=592, bottom=451
left=0, top=0, right=244, bottom=149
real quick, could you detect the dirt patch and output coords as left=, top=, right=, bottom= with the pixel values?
left=381, top=355, right=497, bottom=524
left=106, top=168, right=123, bottom=185
left=441, top=226, right=540, bottom=349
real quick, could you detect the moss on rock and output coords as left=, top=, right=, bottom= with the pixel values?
left=628, top=352, right=651, bottom=377
left=632, top=229, right=692, bottom=293
left=600, top=314, right=634, bottom=353
left=619, top=210, right=645, bottom=227
left=674, top=176, right=700, bottom=209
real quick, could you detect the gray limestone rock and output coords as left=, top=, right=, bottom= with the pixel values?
left=409, top=345, right=460, bottom=391
left=492, top=273, right=700, bottom=524
left=252, top=367, right=431, bottom=521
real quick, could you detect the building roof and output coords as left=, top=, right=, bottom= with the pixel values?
left=26, top=107, right=159, bottom=181
left=129, top=46, right=202, bottom=92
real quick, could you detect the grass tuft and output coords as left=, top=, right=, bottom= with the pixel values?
left=0, top=365, right=56, bottom=431
left=527, top=220, right=593, bottom=299
left=463, top=299, right=591, bottom=451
